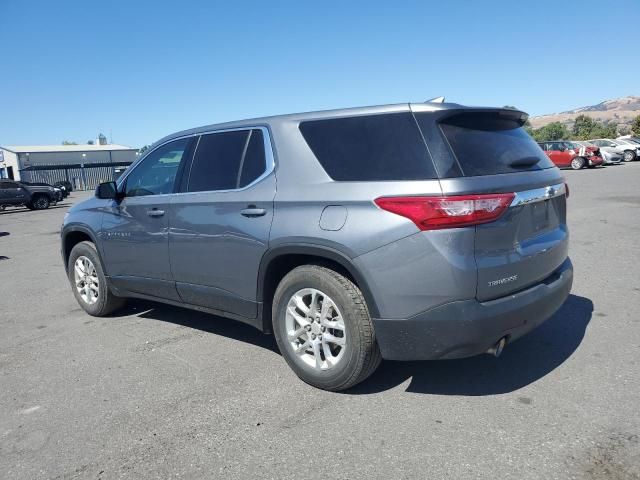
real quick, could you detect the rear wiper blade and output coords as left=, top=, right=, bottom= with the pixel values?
left=509, top=156, right=540, bottom=167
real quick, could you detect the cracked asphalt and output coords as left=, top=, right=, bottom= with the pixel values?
left=1, top=163, right=639, bottom=479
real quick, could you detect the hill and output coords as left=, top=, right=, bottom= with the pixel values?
left=529, top=96, right=640, bottom=130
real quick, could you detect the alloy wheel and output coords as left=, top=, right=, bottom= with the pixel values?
left=285, top=288, right=347, bottom=371
left=74, top=256, right=99, bottom=305
left=34, top=197, right=49, bottom=209
left=571, top=158, right=583, bottom=170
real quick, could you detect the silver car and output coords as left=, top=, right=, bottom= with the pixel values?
left=591, top=138, right=639, bottom=162
left=61, top=101, right=573, bottom=391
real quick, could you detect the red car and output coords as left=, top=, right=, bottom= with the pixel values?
left=538, top=141, right=604, bottom=169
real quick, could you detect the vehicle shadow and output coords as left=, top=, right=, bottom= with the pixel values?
left=117, top=300, right=279, bottom=353
left=119, top=294, right=592, bottom=396
left=351, top=294, right=593, bottom=395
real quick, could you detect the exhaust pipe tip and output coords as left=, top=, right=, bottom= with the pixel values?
left=487, top=337, right=507, bottom=358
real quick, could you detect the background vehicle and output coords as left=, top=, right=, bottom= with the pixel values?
left=574, top=140, right=621, bottom=164
left=591, top=138, right=639, bottom=162
left=0, top=179, right=58, bottom=210
left=22, top=181, right=65, bottom=201
left=617, top=135, right=640, bottom=144
left=54, top=180, right=73, bottom=194
left=538, top=140, right=602, bottom=169
left=62, top=102, right=572, bottom=391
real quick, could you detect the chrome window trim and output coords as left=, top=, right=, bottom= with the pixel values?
left=116, top=126, right=276, bottom=196
left=510, top=183, right=566, bottom=207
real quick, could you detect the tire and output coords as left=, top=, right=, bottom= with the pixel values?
left=272, top=265, right=381, bottom=391
left=31, top=195, right=50, bottom=210
left=68, top=241, right=126, bottom=316
left=623, top=150, right=636, bottom=162
left=570, top=157, right=585, bottom=170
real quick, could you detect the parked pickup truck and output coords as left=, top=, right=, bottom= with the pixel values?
left=0, top=179, right=58, bottom=210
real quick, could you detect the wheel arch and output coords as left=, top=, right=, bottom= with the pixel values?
left=61, top=226, right=101, bottom=273
left=257, top=244, right=380, bottom=333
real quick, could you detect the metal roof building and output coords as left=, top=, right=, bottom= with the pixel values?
left=0, top=143, right=137, bottom=189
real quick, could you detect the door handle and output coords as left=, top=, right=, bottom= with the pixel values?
left=147, top=208, right=165, bottom=217
left=240, top=207, right=267, bottom=218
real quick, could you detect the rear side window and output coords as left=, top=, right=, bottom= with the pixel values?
left=239, top=130, right=266, bottom=188
left=187, top=129, right=267, bottom=192
left=299, top=113, right=437, bottom=181
left=428, top=112, right=555, bottom=176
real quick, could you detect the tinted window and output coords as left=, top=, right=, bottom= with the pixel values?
left=435, top=112, right=555, bottom=176
left=239, top=130, right=267, bottom=188
left=188, top=129, right=267, bottom=192
left=299, top=113, right=437, bottom=181
left=125, top=138, right=190, bottom=197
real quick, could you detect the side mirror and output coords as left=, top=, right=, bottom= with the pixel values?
left=96, top=181, right=119, bottom=200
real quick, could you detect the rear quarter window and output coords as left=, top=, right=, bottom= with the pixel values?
left=427, top=112, right=555, bottom=176
left=299, top=113, right=437, bottom=181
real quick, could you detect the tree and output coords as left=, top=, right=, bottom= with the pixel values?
left=572, top=114, right=596, bottom=139
left=530, top=122, right=570, bottom=142
left=571, top=114, right=619, bottom=140
left=632, top=115, right=640, bottom=136
left=87, top=140, right=95, bottom=145
left=617, top=124, right=631, bottom=136
left=62, top=140, right=78, bottom=145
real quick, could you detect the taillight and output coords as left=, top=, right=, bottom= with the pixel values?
left=374, top=193, right=515, bottom=230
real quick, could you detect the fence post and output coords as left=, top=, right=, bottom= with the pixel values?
left=80, top=163, right=87, bottom=190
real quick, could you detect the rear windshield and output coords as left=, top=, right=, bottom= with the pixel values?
left=434, top=112, right=555, bottom=176
left=299, top=113, right=437, bottom=181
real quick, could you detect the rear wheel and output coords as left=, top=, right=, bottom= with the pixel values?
left=623, top=150, right=636, bottom=162
left=570, top=157, right=585, bottom=170
left=272, top=265, right=381, bottom=391
left=68, top=241, right=125, bottom=316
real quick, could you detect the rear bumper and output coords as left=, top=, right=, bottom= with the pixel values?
left=372, top=258, right=573, bottom=361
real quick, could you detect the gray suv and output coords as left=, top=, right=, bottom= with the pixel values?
left=62, top=102, right=573, bottom=391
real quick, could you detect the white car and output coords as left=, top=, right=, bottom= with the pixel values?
left=590, top=138, right=639, bottom=162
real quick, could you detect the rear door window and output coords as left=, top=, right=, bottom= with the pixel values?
left=299, top=113, right=437, bottom=181
left=420, top=112, right=555, bottom=177
left=187, top=129, right=267, bottom=192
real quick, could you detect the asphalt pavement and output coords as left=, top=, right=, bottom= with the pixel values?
left=1, top=163, right=639, bottom=479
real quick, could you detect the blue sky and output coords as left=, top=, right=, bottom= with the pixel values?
left=1, top=0, right=638, bottom=148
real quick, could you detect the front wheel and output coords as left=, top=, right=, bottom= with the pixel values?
left=623, top=150, right=636, bottom=162
left=272, top=265, right=381, bottom=391
left=31, top=195, right=50, bottom=210
left=68, top=241, right=126, bottom=316
left=570, top=157, right=585, bottom=170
